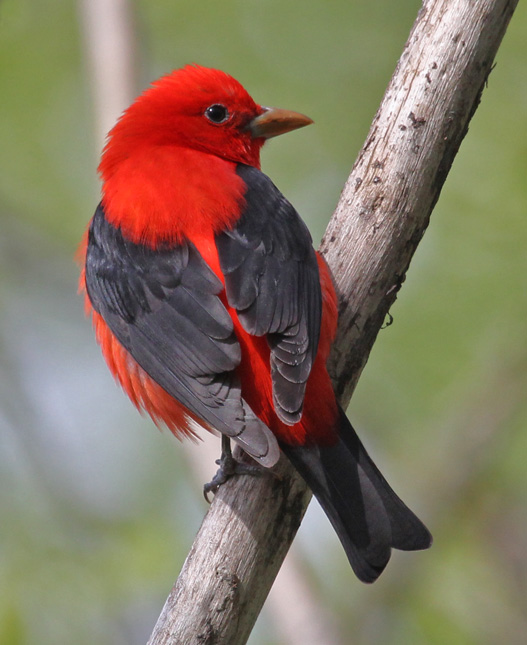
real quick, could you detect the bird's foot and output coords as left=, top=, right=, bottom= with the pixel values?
left=203, top=437, right=263, bottom=502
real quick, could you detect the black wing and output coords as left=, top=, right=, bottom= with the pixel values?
left=85, top=204, right=279, bottom=467
left=216, top=164, right=322, bottom=425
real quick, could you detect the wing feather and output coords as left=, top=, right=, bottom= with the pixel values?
left=85, top=204, right=279, bottom=467
left=216, top=165, right=322, bottom=425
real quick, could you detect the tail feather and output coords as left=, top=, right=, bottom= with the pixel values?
left=281, top=407, right=432, bottom=583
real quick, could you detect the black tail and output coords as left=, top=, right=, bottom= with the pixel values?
left=281, top=407, right=432, bottom=583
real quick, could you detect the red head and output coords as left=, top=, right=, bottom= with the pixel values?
left=97, top=65, right=312, bottom=246
left=99, top=65, right=312, bottom=180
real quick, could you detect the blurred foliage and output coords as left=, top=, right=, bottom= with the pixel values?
left=0, top=0, right=526, bottom=643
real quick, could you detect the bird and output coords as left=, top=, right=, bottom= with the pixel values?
left=79, top=64, right=431, bottom=583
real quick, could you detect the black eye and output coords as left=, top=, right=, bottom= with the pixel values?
left=205, top=104, right=229, bottom=124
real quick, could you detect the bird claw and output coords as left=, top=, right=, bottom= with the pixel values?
left=203, top=437, right=263, bottom=503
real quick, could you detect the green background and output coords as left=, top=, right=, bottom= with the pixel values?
left=1, top=1, right=526, bottom=643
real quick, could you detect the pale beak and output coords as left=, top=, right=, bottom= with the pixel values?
left=248, top=107, right=314, bottom=139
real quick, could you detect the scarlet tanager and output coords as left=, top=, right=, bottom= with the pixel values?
left=80, top=65, right=431, bottom=582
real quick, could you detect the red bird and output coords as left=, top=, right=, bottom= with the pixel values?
left=80, top=65, right=431, bottom=582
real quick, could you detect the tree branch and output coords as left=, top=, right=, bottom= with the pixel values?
left=320, top=0, right=518, bottom=405
left=78, top=0, right=138, bottom=150
left=147, top=1, right=519, bottom=643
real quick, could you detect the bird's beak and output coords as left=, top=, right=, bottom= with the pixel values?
left=248, top=107, right=313, bottom=139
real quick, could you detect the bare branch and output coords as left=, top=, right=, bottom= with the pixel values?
left=148, top=457, right=311, bottom=645
left=78, top=0, right=138, bottom=150
left=320, top=0, right=519, bottom=405
left=182, top=428, right=343, bottom=644
left=144, top=0, right=519, bottom=642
